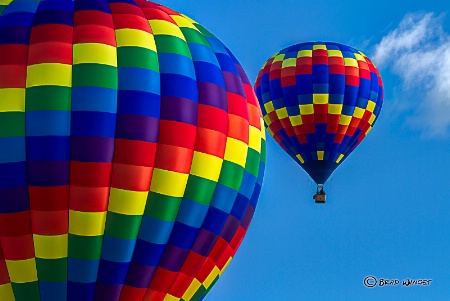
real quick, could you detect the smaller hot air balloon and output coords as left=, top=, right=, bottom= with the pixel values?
left=255, top=42, right=383, bottom=203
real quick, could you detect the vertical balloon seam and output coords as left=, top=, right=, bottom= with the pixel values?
left=306, top=42, right=335, bottom=182
left=107, top=1, right=227, bottom=298
left=146, top=3, right=188, bottom=298
left=275, top=46, right=293, bottom=160
left=373, top=58, right=383, bottom=126
left=116, top=1, right=159, bottom=299
left=256, top=51, right=292, bottom=158
left=351, top=53, right=374, bottom=152
left=297, top=43, right=328, bottom=177
left=313, top=42, right=330, bottom=162
left=210, top=42, right=251, bottom=299
left=6, top=0, right=41, bottom=300
left=367, top=56, right=384, bottom=145
left=146, top=6, right=260, bottom=298
left=227, top=45, right=266, bottom=238
left=294, top=42, right=315, bottom=164
left=28, top=1, right=72, bottom=300
left=290, top=44, right=305, bottom=164
left=16, top=1, right=33, bottom=298
left=340, top=44, right=366, bottom=163
left=176, top=28, right=229, bottom=301
left=323, top=43, right=341, bottom=164
left=170, top=19, right=222, bottom=301
left=141, top=4, right=202, bottom=300
left=374, top=64, right=384, bottom=126
left=266, top=48, right=299, bottom=162
left=280, top=45, right=307, bottom=164
left=327, top=43, right=345, bottom=164
left=118, top=2, right=175, bottom=299
left=349, top=53, right=369, bottom=153
left=0, top=0, right=22, bottom=300
left=355, top=54, right=383, bottom=149
left=341, top=52, right=380, bottom=161
left=28, top=0, right=48, bottom=298
left=254, top=58, right=269, bottom=136
left=280, top=46, right=305, bottom=163
left=322, top=43, right=335, bottom=161
left=257, top=54, right=277, bottom=127
left=308, top=43, right=319, bottom=161
left=331, top=44, right=355, bottom=166
left=329, top=43, right=347, bottom=164
left=57, top=0, right=71, bottom=296
left=158, top=13, right=230, bottom=301
left=92, top=1, right=154, bottom=300
left=253, top=57, right=268, bottom=140
left=97, top=5, right=132, bottom=298
left=286, top=45, right=306, bottom=161
left=255, top=52, right=278, bottom=158
left=329, top=43, right=346, bottom=163
left=274, top=46, right=299, bottom=162
left=68, top=2, right=83, bottom=299
left=0, top=1, right=13, bottom=299
left=222, top=44, right=263, bottom=285
left=310, top=42, right=320, bottom=161
left=342, top=50, right=372, bottom=160
left=352, top=50, right=382, bottom=160
left=118, top=2, right=165, bottom=300
left=323, top=44, right=353, bottom=168
left=175, top=24, right=247, bottom=301
left=133, top=3, right=232, bottom=298
left=326, top=44, right=347, bottom=164
left=69, top=1, right=113, bottom=299
left=329, top=44, right=361, bottom=174
left=183, top=24, right=263, bottom=301
left=108, top=1, right=155, bottom=300
left=266, top=47, right=306, bottom=164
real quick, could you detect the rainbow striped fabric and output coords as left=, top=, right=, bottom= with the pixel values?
left=0, top=1, right=266, bottom=300
left=255, top=42, right=383, bottom=184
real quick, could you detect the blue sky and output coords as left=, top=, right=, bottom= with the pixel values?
left=159, top=1, right=450, bottom=300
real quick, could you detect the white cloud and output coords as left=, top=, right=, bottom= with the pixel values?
left=372, top=12, right=450, bottom=137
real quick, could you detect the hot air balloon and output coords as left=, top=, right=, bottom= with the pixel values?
left=255, top=41, right=383, bottom=203
left=0, top=1, right=266, bottom=300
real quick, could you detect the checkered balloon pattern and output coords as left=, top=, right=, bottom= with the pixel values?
left=255, top=42, right=383, bottom=184
left=0, top=1, right=266, bottom=300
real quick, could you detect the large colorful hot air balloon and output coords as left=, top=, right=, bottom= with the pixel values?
left=255, top=42, right=382, bottom=202
left=0, top=1, right=266, bottom=300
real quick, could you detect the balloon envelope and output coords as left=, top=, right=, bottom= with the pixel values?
left=0, top=1, right=266, bottom=300
left=255, top=41, right=383, bottom=184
